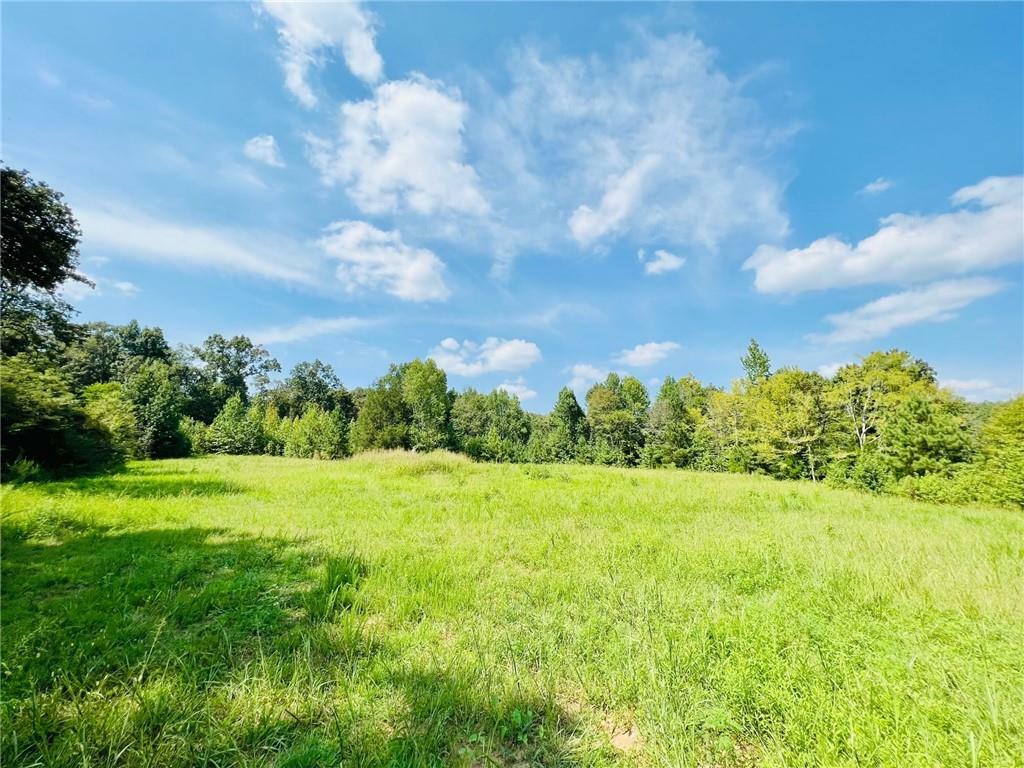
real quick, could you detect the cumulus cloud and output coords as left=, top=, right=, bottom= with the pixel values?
left=859, top=177, right=893, bottom=195
left=746, top=176, right=1024, bottom=294
left=430, top=337, right=541, bottom=377
left=306, top=74, right=488, bottom=217
left=808, top=278, right=1005, bottom=345
left=250, top=316, right=373, bottom=345
left=941, top=378, right=1020, bottom=403
left=317, top=221, right=449, bottom=302
left=482, top=33, right=790, bottom=254
left=497, top=377, right=537, bottom=401
left=244, top=134, right=285, bottom=167
left=614, top=341, right=681, bottom=367
left=638, top=248, right=686, bottom=275
left=77, top=205, right=317, bottom=286
left=568, top=363, right=608, bottom=392
left=260, top=1, right=383, bottom=106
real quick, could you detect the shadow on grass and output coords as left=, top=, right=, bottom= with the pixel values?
left=29, top=463, right=248, bottom=499
left=1, top=515, right=586, bottom=766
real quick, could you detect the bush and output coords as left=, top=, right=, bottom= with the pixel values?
left=892, top=470, right=977, bottom=506
left=206, top=394, right=264, bottom=455
left=83, top=382, right=139, bottom=459
left=178, top=417, right=210, bottom=455
left=122, top=360, right=187, bottom=458
left=284, top=405, right=348, bottom=459
left=0, top=355, right=119, bottom=473
left=825, top=451, right=893, bottom=494
left=971, top=397, right=1024, bottom=508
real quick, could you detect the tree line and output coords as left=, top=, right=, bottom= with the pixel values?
left=2, top=165, right=1021, bottom=509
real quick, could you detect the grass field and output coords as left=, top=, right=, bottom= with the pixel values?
left=2, top=452, right=1022, bottom=767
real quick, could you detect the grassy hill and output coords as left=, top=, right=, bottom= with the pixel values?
left=2, top=452, right=1021, bottom=767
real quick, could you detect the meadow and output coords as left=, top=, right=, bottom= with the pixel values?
left=1, top=452, right=1021, bottom=767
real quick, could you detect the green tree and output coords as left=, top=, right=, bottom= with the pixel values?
left=829, top=350, right=938, bottom=454
left=206, top=394, right=265, bottom=455
left=549, top=386, right=587, bottom=460
left=284, top=404, right=348, bottom=459
left=0, top=355, right=118, bottom=471
left=643, top=376, right=701, bottom=468
left=1, top=167, right=89, bottom=358
left=122, top=360, right=187, bottom=458
left=350, top=365, right=411, bottom=451
left=284, top=360, right=343, bottom=416
left=747, top=369, right=834, bottom=481
left=741, top=338, right=771, bottom=385
left=192, top=334, right=280, bottom=406
left=884, top=395, right=971, bottom=478
left=451, top=389, right=491, bottom=458
left=586, top=374, right=648, bottom=466
left=83, top=382, right=140, bottom=459
left=479, top=390, right=531, bottom=462
left=973, top=396, right=1024, bottom=508
left=401, top=359, right=451, bottom=451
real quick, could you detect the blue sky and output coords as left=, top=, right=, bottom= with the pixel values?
left=4, top=1, right=1022, bottom=407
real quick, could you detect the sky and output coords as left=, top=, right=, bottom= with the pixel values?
left=3, top=1, right=1022, bottom=408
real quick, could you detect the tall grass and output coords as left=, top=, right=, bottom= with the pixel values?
left=2, top=453, right=1021, bottom=766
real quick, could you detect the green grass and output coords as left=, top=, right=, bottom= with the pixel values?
left=2, top=452, right=1021, bottom=767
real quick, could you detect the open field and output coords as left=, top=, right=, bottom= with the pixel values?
left=2, top=453, right=1022, bottom=767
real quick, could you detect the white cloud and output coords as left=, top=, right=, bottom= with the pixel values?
left=250, top=316, right=372, bottom=345
left=859, top=177, right=893, bottom=195
left=614, top=341, right=681, bottom=367
left=808, top=278, right=1005, bottom=345
left=244, top=134, right=285, bottom=167
left=59, top=274, right=139, bottom=301
left=306, top=74, right=488, bottom=217
left=941, top=379, right=1020, bottom=403
left=639, top=248, right=686, bottom=275
left=518, top=301, right=601, bottom=328
left=112, top=281, right=140, bottom=296
left=569, top=155, right=661, bottom=246
left=430, top=337, right=541, bottom=377
left=317, top=221, right=449, bottom=302
left=76, top=205, right=317, bottom=285
left=568, top=363, right=608, bottom=392
left=746, top=176, right=1024, bottom=294
left=260, top=1, right=383, bottom=106
left=816, top=362, right=848, bottom=378
left=497, top=377, right=537, bottom=402
left=485, top=33, right=790, bottom=254
left=59, top=274, right=98, bottom=302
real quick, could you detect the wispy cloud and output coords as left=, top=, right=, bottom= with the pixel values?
left=808, top=278, right=1005, bottom=345
left=941, top=378, right=1020, bottom=403
left=76, top=205, right=318, bottom=286
left=517, top=301, right=602, bottom=329
left=747, top=176, right=1023, bottom=294
left=250, top=316, right=374, bottom=345
left=481, top=32, right=791, bottom=259
left=859, top=177, right=893, bottom=195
